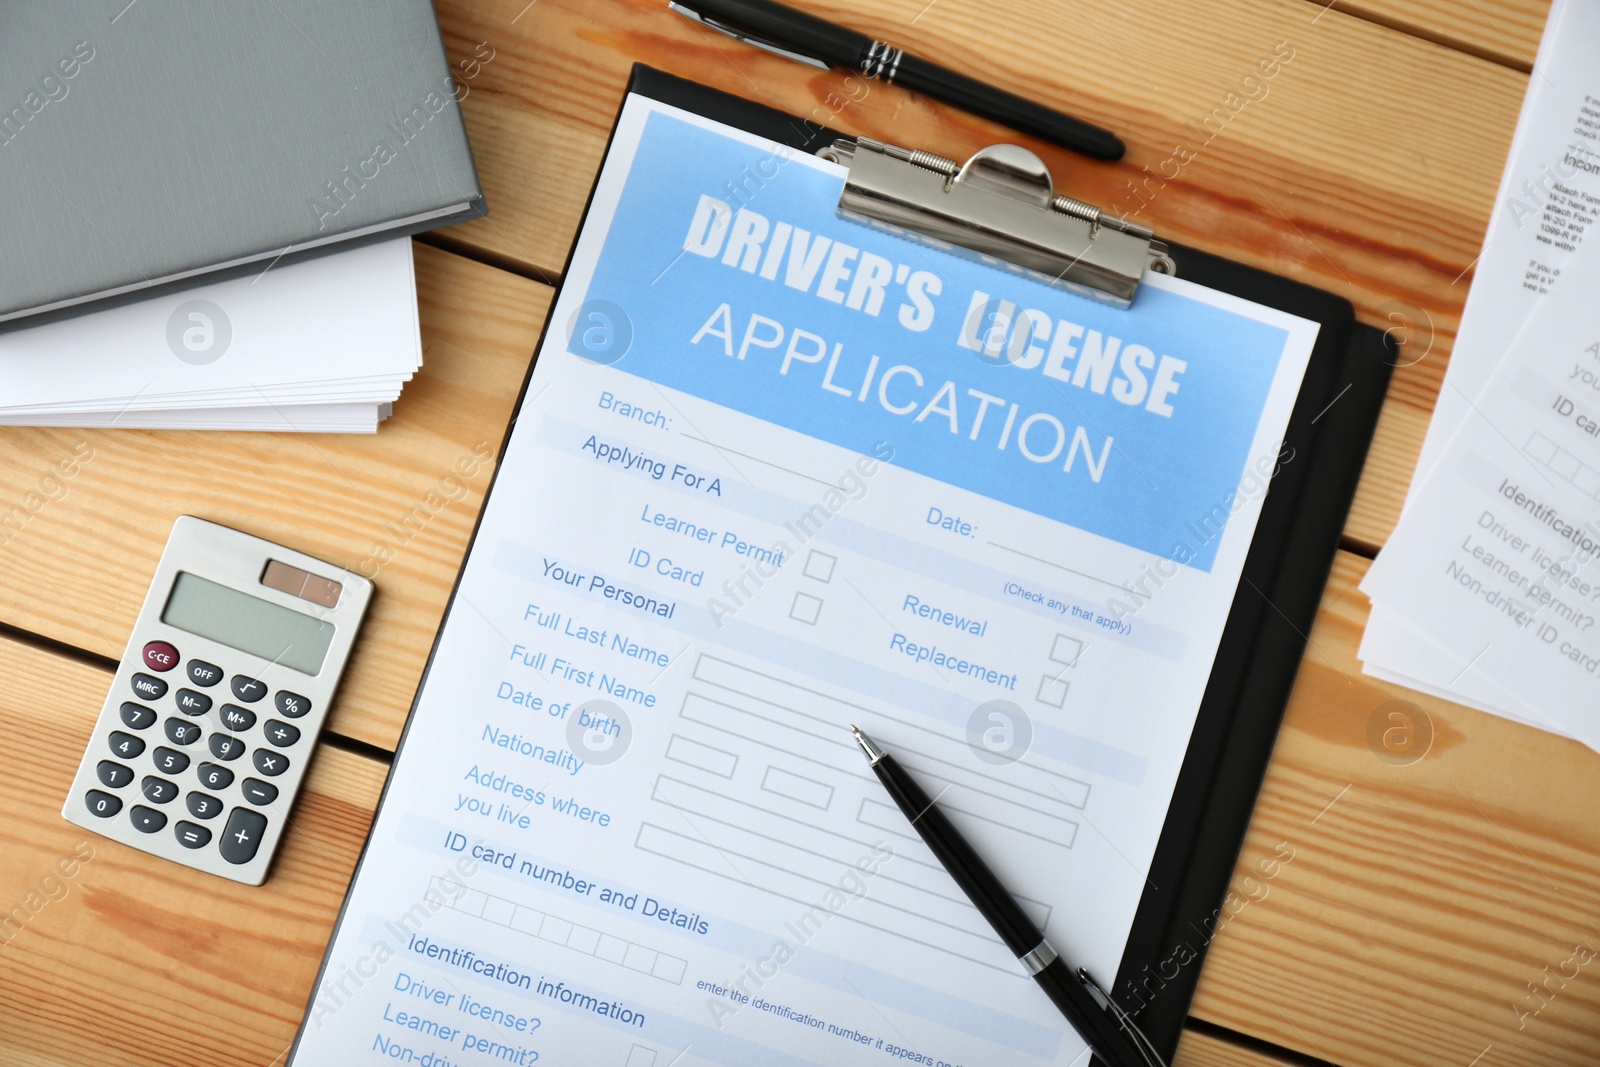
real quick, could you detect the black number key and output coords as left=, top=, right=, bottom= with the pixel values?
left=174, top=821, right=212, bottom=849
left=219, top=704, right=256, bottom=732
left=230, top=676, right=267, bottom=703
left=128, top=805, right=167, bottom=833
left=219, top=807, right=269, bottom=865
left=119, top=702, right=157, bottom=730
left=130, top=673, right=168, bottom=701
left=263, top=720, right=300, bottom=748
left=251, top=749, right=289, bottom=777
left=140, top=776, right=179, bottom=804
left=186, top=792, right=224, bottom=820
left=195, top=762, right=234, bottom=790
left=240, top=778, right=278, bottom=805
left=164, top=718, right=202, bottom=746
left=187, top=659, right=223, bottom=687
left=151, top=746, right=191, bottom=774
left=274, top=691, right=311, bottom=718
left=174, top=688, right=213, bottom=716
left=85, top=789, right=123, bottom=818
left=209, top=733, right=246, bottom=761
left=96, top=760, right=134, bottom=788
left=108, top=730, right=146, bottom=759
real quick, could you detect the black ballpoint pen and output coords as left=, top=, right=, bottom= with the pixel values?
left=668, top=0, right=1125, bottom=161
left=850, top=725, right=1164, bottom=1067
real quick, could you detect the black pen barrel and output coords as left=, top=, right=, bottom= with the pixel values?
left=873, top=753, right=1043, bottom=956
left=685, top=0, right=870, bottom=66
left=890, top=53, right=1125, bottom=161
left=1036, top=959, right=1145, bottom=1067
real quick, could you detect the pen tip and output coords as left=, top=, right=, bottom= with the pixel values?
left=849, top=724, right=885, bottom=763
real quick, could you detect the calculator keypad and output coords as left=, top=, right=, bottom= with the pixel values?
left=241, top=779, right=278, bottom=806
left=85, top=642, right=301, bottom=863
left=120, top=702, right=157, bottom=730
left=174, top=689, right=212, bottom=715
left=151, top=747, right=190, bottom=774
left=140, top=776, right=179, bottom=805
left=141, top=641, right=179, bottom=672
left=130, top=673, right=168, bottom=700
left=186, top=660, right=223, bottom=687
left=186, top=792, right=223, bottom=820
left=97, top=760, right=134, bottom=788
left=219, top=704, right=256, bottom=731
left=263, top=720, right=300, bottom=748
left=220, top=808, right=268, bottom=865
left=252, top=749, right=289, bottom=777
left=164, top=718, right=202, bottom=746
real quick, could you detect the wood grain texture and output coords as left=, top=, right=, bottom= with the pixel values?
left=1328, top=0, right=1549, bottom=68
left=429, top=0, right=1529, bottom=550
left=0, top=634, right=387, bottom=1067
left=1189, top=551, right=1600, bottom=1066
left=0, top=244, right=548, bottom=752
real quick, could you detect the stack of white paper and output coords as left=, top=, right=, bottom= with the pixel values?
left=1359, top=0, right=1600, bottom=748
left=0, top=239, right=422, bottom=433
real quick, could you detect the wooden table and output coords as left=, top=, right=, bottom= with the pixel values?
left=3, top=1, right=1595, bottom=1064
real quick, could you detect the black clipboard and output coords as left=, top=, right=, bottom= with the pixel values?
left=616, top=65, right=1393, bottom=1061
left=290, top=64, right=1394, bottom=1067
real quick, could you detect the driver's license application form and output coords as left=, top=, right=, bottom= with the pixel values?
left=289, top=95, right=1317, bottom=1067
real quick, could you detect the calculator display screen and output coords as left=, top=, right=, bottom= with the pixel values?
left=161, top=572, right=335, bottom=674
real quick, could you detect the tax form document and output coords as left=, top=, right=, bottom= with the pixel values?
left=1362, top=244, right=1600, bottom=748
left=289, top=97, right=1317, bottom=1067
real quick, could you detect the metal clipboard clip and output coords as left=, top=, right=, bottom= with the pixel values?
left=817, top=136, right=1174, bottom=307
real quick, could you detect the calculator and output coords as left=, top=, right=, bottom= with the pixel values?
left=61, top=516, right=372, bottom=885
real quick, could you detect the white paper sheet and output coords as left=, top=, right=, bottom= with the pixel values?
left=1361, top=0, right=1600, bottom=706
left=287, top=97, right=1318, bottom=1067
left=1362, top=241, right=1600, bottom=747
left=0, top=238, right=420, bottom=430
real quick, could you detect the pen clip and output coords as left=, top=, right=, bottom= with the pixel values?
left=1077, top=968, right=1170, bottom=1067
left=668, top=3, right=831, bottom=69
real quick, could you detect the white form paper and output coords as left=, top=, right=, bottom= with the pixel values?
left=1363, top=240, right=1600, bottom=746
left=0, top=238, right=420, bottom=429
left=288, top=97, right=1316, bottom=1067
left=1361, top=0, right=1600, bottom=700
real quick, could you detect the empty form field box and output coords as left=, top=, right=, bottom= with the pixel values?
left=664, top=734, right=738, bottom=778
left=760, top=765, right=835, bottom=810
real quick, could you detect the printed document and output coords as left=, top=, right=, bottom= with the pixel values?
left=1362, top=0, right=1600, bottom=707
left=1363, top=243, right=1600, bottom=748
left=289, top=96, right=1316, bottom=1066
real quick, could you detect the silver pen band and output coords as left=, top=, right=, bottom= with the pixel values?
left=1019, top=939, right=1057, bottom=976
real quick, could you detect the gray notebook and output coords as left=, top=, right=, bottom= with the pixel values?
left=0, top=0, right=486, bottom=323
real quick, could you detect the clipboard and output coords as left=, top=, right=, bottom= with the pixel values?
left=290, top=64, right=1393, bottom=1067
left=608, top=65, right=1393, bottom=1060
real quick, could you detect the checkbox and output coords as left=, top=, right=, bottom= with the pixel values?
left=789, top=591, right=823, bottom=625
left=1036, top=673, right=1069, bottom=708
left=803, top=549, right=837, bottom=582
left=1049, top=633, right=1082, bottom=667
left=626, top=1046, right=659, bottom=1067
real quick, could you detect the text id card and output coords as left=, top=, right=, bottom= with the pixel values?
left=289, top=96, right=1317, bottom=1066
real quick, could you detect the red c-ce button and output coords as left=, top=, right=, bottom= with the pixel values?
left=142, top=640, right=179, bottom=672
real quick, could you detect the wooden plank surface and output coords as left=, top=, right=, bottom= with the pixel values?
left=1331, top=0, right=1549, bottom=67
left=1191, top=551, right=1600, bottom=1067
left=431, top=0, right=1527, bottom=550
left=0, top=245, right=548, bottom=752
left=0, top=634, right=387, bottom=1067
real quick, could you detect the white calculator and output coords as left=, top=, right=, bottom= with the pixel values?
left=62, top=516, right=372, bottom=885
